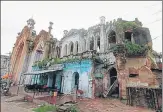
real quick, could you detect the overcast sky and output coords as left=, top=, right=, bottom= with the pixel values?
left=1, top=1, right=162, bottom=55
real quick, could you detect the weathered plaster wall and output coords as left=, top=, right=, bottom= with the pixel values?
left=62, top=60, right=93, bottom=98
left=116, top=57, right=160, bottom=99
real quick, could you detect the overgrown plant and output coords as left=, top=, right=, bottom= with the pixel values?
left=112, top=41, right=148, bottom=57
left=32, top=105, right=58, bottom=112
left=69, top=106, right=79, bottom=112
left=124, top=41, right=148, bottom=56
left=119, top=21, right=139, bottom=31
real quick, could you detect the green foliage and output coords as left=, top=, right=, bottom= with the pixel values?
left=111, top=41, right=148, bottom=57
left=33, top=58, right=51, bottom=68
left=124, top=41, right=148, bottom=56
left=32, top=105, right=58, bottom=112
left=69, top=106, right=79, bottom=112
left=32, top=105, right=79, bottom=112
left=119, top=21, right=139, bottom=31
left=111, top=44, right=125, bottom=53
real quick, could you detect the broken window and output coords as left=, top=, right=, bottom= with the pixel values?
left=97, top=37, right=100, bottom=49
left=90, top=37, right=94, bottom=50
left=129, top=74, right=139, bottom=78
left=70, top=43, right=74, bottom=54
left=125, top=31, right=132, bottom=42
left=32, top=30, right=36, bottom=36
left=77, top=42, right=78, bottom=53
left=108, top=31, right=116, bottom=44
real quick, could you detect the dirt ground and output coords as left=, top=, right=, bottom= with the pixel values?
left=1, top=86, right=155, bottom=112
left=1, top=95, right=37, bottom=112
left=2, top=95, right=155, bottom=112
left=76, top=98, right=155, bottom=112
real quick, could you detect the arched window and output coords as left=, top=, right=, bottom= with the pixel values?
left=68, top=41, right=74, bottom=55
left=90, top=37, right=94, bottom=50
left=71, top=44, right=73, bottom=53
left=77, top=42, right=78, bottom=53
left=56, top=46, right=61, bottom=58
left=75, top=41, right=79, bottom=54
left=97, top=37, right=100, bottom=49
left=108, top=31, right=116, bottom=44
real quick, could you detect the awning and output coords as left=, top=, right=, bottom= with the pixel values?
left=23, top=68, right=63, bottom=75
left=24, top=64, right=64, bottom=75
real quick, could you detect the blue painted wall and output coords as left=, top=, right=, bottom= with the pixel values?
left=62, top=59, right=93, bottom=98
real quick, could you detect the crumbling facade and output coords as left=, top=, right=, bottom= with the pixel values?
left=10, top=18, right=58, bottom=85
left=10, top=16, right=162, bottom=108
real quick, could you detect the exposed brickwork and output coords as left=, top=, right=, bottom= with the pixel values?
left=115, top=56, right=161, bottom=99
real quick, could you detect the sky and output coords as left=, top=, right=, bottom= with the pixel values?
left=1, top=1, right=162, bottom=55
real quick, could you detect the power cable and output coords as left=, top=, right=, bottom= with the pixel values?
left=111, top=3, right=162, bottom=21
left=152, top=10, right=162, bottom=15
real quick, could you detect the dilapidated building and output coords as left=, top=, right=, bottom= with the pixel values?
left=10, top=18, right=59, bottom=85
left=11, top=16, right=162, bottom=109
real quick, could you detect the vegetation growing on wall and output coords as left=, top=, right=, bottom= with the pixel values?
left=118, top=21, right=139, bottom=31
left=32, top=57, right=91, bottom=69
left=112, top=41, right=148, bottom=57
left=33, top=58, right=52, bottom=68
left=124, top=41, right=148, bottom=57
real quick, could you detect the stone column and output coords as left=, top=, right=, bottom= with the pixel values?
left=100, top=16, right=106, bottom=53
left=94, top=36, right=97, bottom=51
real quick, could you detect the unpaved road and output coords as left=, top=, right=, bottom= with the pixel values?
left=77, top=98, right=155, bottom=112
left=1, top=95, right=36, bottom=112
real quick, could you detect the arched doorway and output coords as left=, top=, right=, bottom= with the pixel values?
left=72, top=72, right=79, bottom=90
left=109, top=67, right=119, bottom=97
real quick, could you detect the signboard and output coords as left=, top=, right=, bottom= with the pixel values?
left=48, top=64, right=64, bottom=71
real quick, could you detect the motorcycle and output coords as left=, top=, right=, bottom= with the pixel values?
left=1, top=79, right=12, bottom=96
